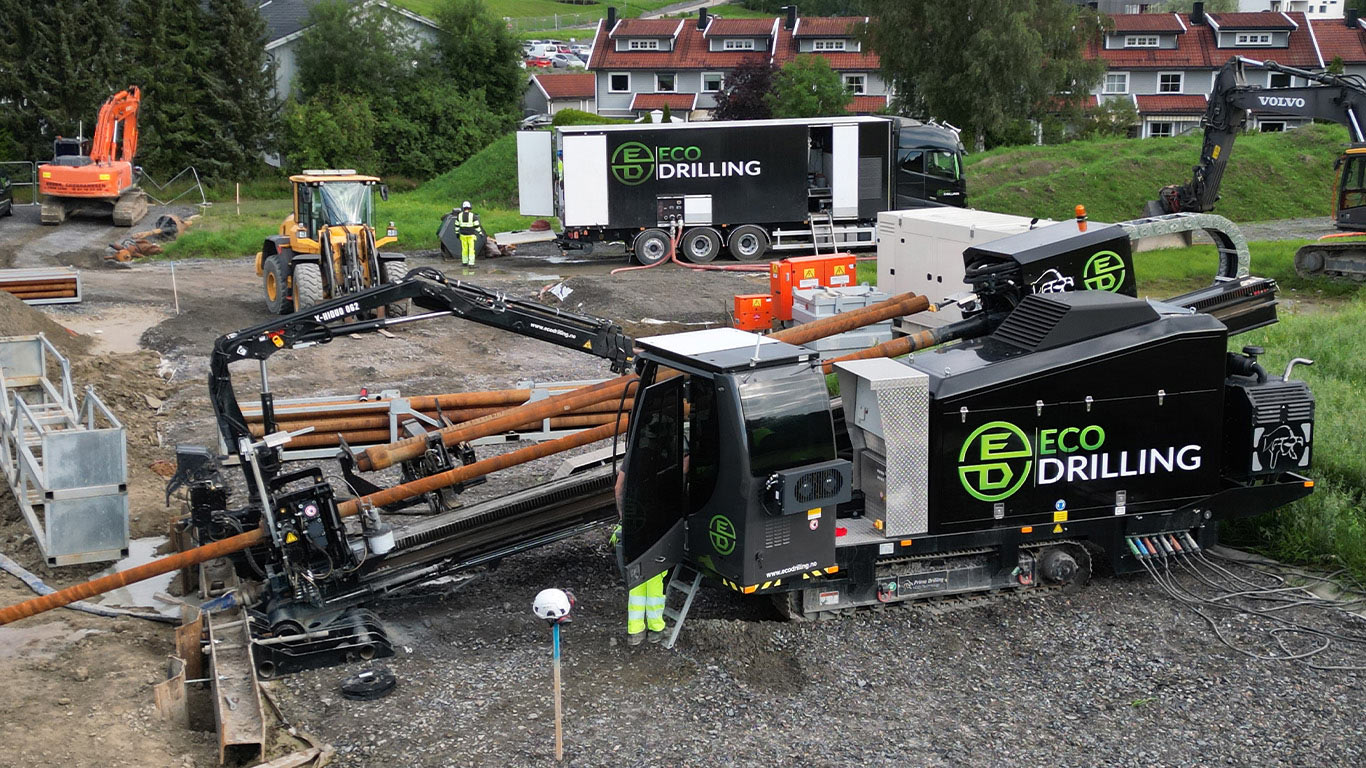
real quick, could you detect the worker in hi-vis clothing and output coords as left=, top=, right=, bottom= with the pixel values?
left=456, top=201, right=482, bottom=266
left=611, top=471, right=667, bottom=645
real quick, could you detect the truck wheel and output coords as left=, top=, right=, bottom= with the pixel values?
left=727, top=225, right=769, bottom=261
left=293, top=262, right=325, bottom=311
left=381, top=260, right=409, bottom=318
left=263, top=255, right=291, bottom=315
left=680, top=228, right=722, bottom=264
left=632, top=228, right=672, bottom=266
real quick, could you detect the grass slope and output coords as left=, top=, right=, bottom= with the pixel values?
left=966, top=123, right=1349, bottom=224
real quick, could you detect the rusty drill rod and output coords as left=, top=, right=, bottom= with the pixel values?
left=357, top=376, right=636, bottom=471
left=341, top=415, right=627, bottom=515
left=775, top=293, right=930, bottom=346
left=820, top=329, right=939, bottom=374
left=356, top=292, right=929, bottom=472
left=0, top=529, right=264, bottom=625
left=0, top=416, right=632, bottom=625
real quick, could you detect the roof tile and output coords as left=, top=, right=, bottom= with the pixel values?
left=1310, top=17, right=1366, bottom=64
left=591, top=14, right=879, bottom=71
left=793, top=17, right=866, bottom=38
left=611, top=18, right=682, bottom=38
left=848, top=95, right=889, bottom=113
left=1208, top=12, right=1297, bottom=30
left=1134, top=93, right=1207, bottom=114
left=1109, top=13, right=1186, bottom=34
left=705, top=18, right=776, bottom=37
left=533, top=73, right=595, bottom=100
left=630, top=93, right=699, bottom=111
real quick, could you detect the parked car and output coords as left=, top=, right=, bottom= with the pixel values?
left=520, top=114, right=553, bottom=130
left=571, top=44, right=591, bottom=57
left=0, top=172, right=12, bottom=218
left=525, top=56, right=553, bottom=69
left=549, top=53, right=585, bottom=69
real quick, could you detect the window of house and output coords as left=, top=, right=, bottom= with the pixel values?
left=1158, top=72, right=1183, bottom=93
left=843, top=74, right=866, bottom=94
left=702, top=72, right=724, bottom=92
left=656, top=72, right=676, bottom=92
left=814, top=39, right=847, bottom=51
left=723, top=39, right=755, bottom=51
left=1123, top=4, right=1151, bottom=12
left=1260, top=121, right=1287, bottom=132
left=1103, top=72, right=1129, bottom=94
left=1234, top=32, right=1272, bottom=46
left=1149, top=122, right=1175, bottom=138
left=628, top=38, right=660, bottom=50
left=1124, top=35, right=1160, bottom=48
left=1269, top=72, right=1292, bottom=88
left=609, top=72, right=630, bottom=93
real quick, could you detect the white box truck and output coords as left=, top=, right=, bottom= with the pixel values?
left=517, top=116, right=966, bottom=265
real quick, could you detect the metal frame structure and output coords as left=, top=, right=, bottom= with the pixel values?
left=0, top=161, right=38, bottom=206
left=0, top=335, right=128, bottom=566
left=228, top=378, right=613, bottom=463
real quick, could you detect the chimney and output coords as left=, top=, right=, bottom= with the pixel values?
left=1349, top=8, right=1360, bottom=28
left=1190, top=1, right=1205, bottom=25
left=784, top=4, right=797, bottom=30
left=607, top=6, right=617, bottom=30
left=698, top=7, right=708, bottom=30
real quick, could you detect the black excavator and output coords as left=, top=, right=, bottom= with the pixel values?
left=1146, top=55, right=1366, bottom=281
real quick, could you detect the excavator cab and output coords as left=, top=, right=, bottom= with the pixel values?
left=1334, top=147, right=1366, bottom=231
left=256, top=170, right=406, bottom=316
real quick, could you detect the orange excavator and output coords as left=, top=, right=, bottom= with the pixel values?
left=38, top=86, right=148, bottom=227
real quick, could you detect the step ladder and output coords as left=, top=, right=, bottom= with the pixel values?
left=659, top=563, right=704, bottom=650
left=808, top=211, right=837, bottom=255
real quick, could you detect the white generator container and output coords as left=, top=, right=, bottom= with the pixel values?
left=876, top=208, right=1054, bottom=333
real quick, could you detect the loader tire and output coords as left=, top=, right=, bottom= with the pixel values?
left=263, top=255, right=291, bottom=314
left=381, top=259, right=409, bottom=318
left=293, top=262, right=325, bottom=311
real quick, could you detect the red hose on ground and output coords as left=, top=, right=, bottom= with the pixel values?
left=611, top=223, right=772, bottom=275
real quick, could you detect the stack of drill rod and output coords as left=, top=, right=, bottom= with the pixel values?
left=0, top=291, right=933, bottom=624
left=242, top=388, right=635, bottom=449
left=0, top=267, right=81, bottom=305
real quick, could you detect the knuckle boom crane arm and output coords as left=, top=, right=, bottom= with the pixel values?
left=1147, top=56, right=1366, bottom=216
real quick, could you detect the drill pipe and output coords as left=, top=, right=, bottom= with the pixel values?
left=820, top=329, right=938, bottom=374
left=0, top=416, right=631, bottom=625
left=267, top=414, right=625, bottom=449
left=245, top=387, right=561, bottom=418
left=356, top=291, right=929, bottom=472
left=247, top=401, right=635, bottom=436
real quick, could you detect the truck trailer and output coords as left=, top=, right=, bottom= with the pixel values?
left=517, top=116, right=966, bottom=265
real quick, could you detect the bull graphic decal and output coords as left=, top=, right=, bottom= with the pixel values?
left=1259, top=424, right=1305, bottom=470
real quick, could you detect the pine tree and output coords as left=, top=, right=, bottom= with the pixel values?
left=201, top=0, right=277, bottom=178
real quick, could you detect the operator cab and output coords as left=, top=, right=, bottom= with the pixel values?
left=50, top=137, right=92, bottom=167
left=1336, top=145, right=1366, bottom=231
left=620, top=328, right=851, bottom=590
left=291, top=170, right=388, bottom=240
left=894, top=118, right=966, bottom=209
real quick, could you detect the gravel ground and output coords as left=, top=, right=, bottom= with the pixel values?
left=274, top=535, right=1366, bottom=768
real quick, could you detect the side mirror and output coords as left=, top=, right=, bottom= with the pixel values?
left=1334, top=155, right=1346, bottom=171
left=379, top=185, right=389, bottom=202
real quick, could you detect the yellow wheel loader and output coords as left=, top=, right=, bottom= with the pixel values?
left=256, top=170, right=409, bottom=315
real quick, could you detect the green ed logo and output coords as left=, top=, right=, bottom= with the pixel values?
left=610, top=141, right=655, bottom=186
left=709, top=514, right=737, bottom=555
left=1083, top=250, right=1127, bottom=292
left=957, top=421, right=1033, bottom=502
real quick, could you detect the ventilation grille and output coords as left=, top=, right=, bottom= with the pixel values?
left=991, top=295, right=1070, bottom=351
left=764, top=519, right=791, bottom=549
left=793, top=468, right=844, bottom=504
left=1247, top=381, right=1314, bottom=424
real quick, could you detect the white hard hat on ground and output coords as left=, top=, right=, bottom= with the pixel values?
left=533, top=588, right=572, bottom=622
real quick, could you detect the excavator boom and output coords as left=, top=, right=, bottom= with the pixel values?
left=89, top=87, right=140, bottom=164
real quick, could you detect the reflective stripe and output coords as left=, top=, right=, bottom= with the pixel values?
left=628, top=597, right=648, bottom=607
left=644, top=598, right=667, bottom=607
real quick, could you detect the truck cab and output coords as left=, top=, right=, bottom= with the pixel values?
left=893, top=119, right=966, bottom=209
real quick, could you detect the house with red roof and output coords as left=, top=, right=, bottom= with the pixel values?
left=525, top=73, right=597, bottom=116
left=1088, top=3, right=1366, bottom=137
left=586, top=6, right=889, bottom=121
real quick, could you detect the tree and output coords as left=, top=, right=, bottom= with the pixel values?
left=1153, top=0, right=1237, bottom=12
left=281, top=90, right=379, bottom=174
left=433, top=0, right=523, bottom=121
left=661, top=103, right=673, bottom=123
left=199, top=0, right=278, bottom=178
left=766, top=56, right=850, bottom=118
left=713, top=60, right=777, bottom=121
left=125, top=0, right=215, bottom=177
left=294, top=0, right=409, bottom=101
left=738, top=0, right=868, bottom=13
left=864, top=0, right=1107, bottom=150
left=1071, top=98, right=1139, bottom=140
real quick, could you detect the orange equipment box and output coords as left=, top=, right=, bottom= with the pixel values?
left=732, top=294, right=773, bottom=332
left=769, top=253, right=858, bottom=321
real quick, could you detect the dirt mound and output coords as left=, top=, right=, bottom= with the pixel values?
left=0, top=291, right=91, bottom=357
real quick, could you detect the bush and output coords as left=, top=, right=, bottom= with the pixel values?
left=551, top=109, right=630, bottom=126
left=281, top=91, right=380, bottom=174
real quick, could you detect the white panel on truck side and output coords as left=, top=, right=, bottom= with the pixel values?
left=562, top=133, right=609, bottom=226
left=831, top=124, right=859, bottom=218
left=517, top=131, right=554, bottom=217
